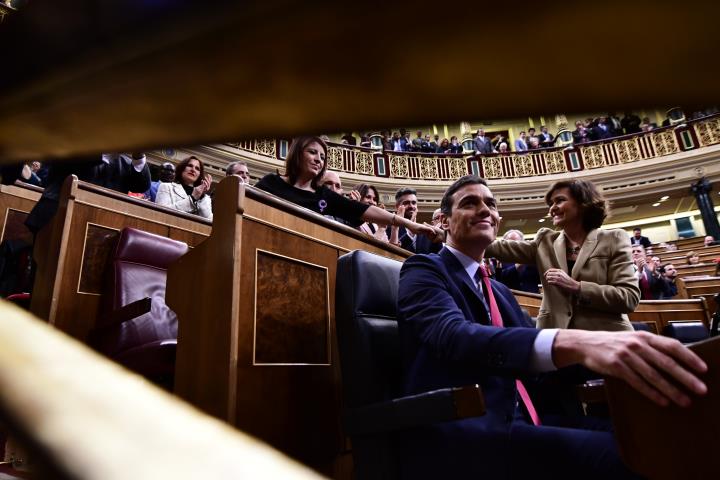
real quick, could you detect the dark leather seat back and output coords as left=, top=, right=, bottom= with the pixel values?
left=91, top=228, right=187, bottom=384
left=110, top=228, right=189, bottom=311
left=336, top=250, right=404, bottom=479
left=662, top=321, right=709, bottom=344
left=336, top=249, right=403, bottom=408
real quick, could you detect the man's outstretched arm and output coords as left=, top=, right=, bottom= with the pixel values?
left=552, top=330, right=708, bottom=407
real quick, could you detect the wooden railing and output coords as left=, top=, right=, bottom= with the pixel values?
left=226, top=114, right=720, bottom=181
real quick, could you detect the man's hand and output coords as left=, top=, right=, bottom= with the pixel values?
left=409, top=223, right=444, bottom=243
left=544, top=268, right=580, bottom=293
left=348, top=190, right=361, bottom=201
left=553, top=330, right=707, bottom=407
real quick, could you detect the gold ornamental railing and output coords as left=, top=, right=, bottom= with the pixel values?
left=227, top=114, right=720, bottom=181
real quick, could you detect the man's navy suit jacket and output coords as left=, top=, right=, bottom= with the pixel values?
left=396, top=248, right=634, bottom=479
left=399, top=248, right=538, bottom=419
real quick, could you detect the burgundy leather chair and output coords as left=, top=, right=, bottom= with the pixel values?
left=89, top=227, right=188, bottom=389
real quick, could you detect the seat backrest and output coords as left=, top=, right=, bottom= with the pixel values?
left=336, top=250, right=403, bottom=409
left=662, top=321, right=709, bottom=344
left=109, top=228, right=188, bottom=311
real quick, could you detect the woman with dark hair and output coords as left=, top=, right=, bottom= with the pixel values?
left=486, top=179, right=639, bottom=331
left=256, top=136, right=441, bottom=244
left=156, top=156, right=213, bottom=220
left=354, top=183, right=402, bottom=245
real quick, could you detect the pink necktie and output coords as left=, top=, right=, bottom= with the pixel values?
left=479, top=264, right=542, bottom=426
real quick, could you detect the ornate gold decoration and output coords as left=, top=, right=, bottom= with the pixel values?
left=255, top=139, right=276, bottom=157
left=483, top=157, right=503, bottom=178
left=354, top=151, right=374, bottom=175
left=581, top=145, right=605, bottom=169
left=389, top=154, right=409, bottom=178
left=694, top=118, right=720, bottom=147
left=448, top=158, right=467, bottom=179
left=327, top=147, right=344, bottom=170
left=545, top=151, right=566, bottom=174
left=651, top=131, right=679, bottom=156
left=419, top=157, right=439, bottom=179
left=616, top=138, right=641, bottom=163
left=513, top=155, right=534, bottom=176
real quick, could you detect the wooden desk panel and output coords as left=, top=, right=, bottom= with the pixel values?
left=30, top=176, right=212, bottom=341
left=0, top=182, right=41, bottom=245
left=169, top=177, right=409, bottom=478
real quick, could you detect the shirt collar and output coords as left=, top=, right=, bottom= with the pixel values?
left=445, top=244, right=482, bottom=284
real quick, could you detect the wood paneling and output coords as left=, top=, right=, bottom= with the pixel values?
left=0, top=183, right=41, bottom=244
left=169, top=176, right=409, bottom=478
left=255, top=250, right=330, bottom=365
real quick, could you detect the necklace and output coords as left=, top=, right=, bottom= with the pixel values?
left=566, top=245, right=581, bottom=256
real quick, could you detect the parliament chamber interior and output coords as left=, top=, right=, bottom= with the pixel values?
left=0, top=1, right=719, bottom=479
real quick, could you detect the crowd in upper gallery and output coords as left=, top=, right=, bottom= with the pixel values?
left=3, top=136, right=718, bottom=304
left=336, top=107, right=720, bottom=155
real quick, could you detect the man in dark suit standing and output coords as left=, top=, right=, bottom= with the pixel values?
left=473, top=128, right=495, bottom=155
left=538, top=125, right=555, bottom=148
left=630, top=227, right=652, bottom=249
left=23, top=153, right=151, bottom=234
left=388, top=187, right=441, bottom=254
left=397, top=175, right=707, bottom=479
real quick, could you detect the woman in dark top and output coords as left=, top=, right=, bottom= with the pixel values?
left=256, top=136, right=442, bottom=242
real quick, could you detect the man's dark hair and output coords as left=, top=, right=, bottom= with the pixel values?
left=633, top=227, right=641, bottom=232
left=544, top=179, right=609, bottom=232
left=159, top=162, right=175, bottom=183
left=440, top=175, right=488, bottom=216
left=395, top=187, right=417, bottom=202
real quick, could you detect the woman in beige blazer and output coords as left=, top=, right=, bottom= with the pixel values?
left=486, top=179, right=639, bottom=331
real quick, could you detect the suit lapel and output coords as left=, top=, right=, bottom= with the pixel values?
left=553, top=232, right=568, bottom=273
left=439, top=248, right=490, bottom=324
left=571, top=228, right=600, bottom=279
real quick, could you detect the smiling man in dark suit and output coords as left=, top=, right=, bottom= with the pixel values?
left=397, top=174, right=707, bottom=479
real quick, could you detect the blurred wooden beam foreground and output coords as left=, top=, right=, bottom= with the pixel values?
left=0, top=0, right=719, bottom=162
left=0, top=301, right=324, bottom=479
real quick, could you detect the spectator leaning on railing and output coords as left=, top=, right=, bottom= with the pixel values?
left=255, top=136, right=444, bottom=246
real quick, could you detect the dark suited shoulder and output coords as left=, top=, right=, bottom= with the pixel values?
left=398, top=252, right=539, bottom=373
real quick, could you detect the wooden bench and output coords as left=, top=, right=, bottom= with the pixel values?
left=168, top=176, right=410, bottom=478
left=30, top=175, right=212, bottom=342
left=656, top=245, right=720, bottom=263
left=674, top=263, right=718, bottom=279
left=510, top=290, right=710, bottom=333
left=652, top=236, right=708, bottom=252
left=676, top=276, right=720, bottom=307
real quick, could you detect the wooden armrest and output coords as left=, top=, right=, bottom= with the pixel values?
left=343, top=384, right=485, bottom=436
left=97, top=297, right=153, bottom=331
left=575, top=379, right=607, bottom=404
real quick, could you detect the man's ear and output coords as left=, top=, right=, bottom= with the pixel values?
left=440, top=212, right=450, bottom=230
